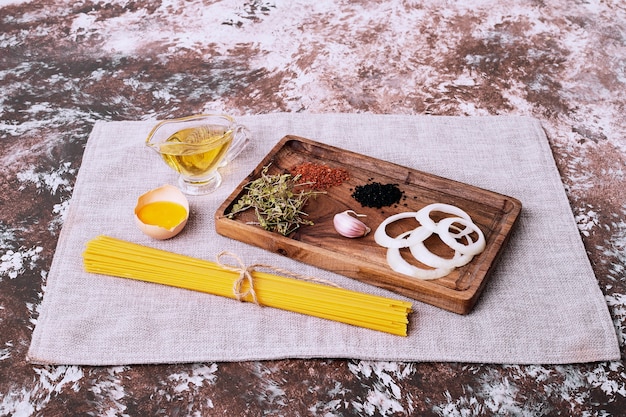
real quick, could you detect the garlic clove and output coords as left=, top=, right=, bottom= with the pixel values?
left=333, top=210, right=371, bottom=238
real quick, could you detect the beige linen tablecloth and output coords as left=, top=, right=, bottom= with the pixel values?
left=28, top=114, right=620, bottom=365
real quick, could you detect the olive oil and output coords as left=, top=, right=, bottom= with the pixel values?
left=157, top=125, right=233, bottom=180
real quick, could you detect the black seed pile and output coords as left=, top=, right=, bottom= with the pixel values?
left=351, top=182, right=404, bottom=208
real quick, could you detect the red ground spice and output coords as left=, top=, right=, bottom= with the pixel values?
left=290, top=162, right=350, bottom=190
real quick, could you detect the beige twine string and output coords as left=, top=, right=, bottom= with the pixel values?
left=216, top=251, right=341, bottom=306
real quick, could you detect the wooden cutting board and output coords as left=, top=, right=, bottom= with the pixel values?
left=215, top=136, right=522, bottom=314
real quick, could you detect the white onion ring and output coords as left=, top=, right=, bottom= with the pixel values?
left=375, top=203, right=486, bottom=280
left=436, top=217, right=486, bottom=256
left=408, top=226, right=475, bottom=269
left=414, top=203, right=473, bottom=233
left=386, top=231, right=454, bottom=280
left=374, top=212, right=427, bottom=248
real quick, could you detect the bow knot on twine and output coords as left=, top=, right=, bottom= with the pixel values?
left=216, top=251, right=340, bottom=306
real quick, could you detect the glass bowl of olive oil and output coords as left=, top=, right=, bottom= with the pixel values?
left=146, top=114, right=250, bottom=195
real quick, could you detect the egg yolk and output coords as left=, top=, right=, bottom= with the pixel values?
left=137, top=201, right=187, bottom=229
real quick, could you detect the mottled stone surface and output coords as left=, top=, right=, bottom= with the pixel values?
left=1, top=0, right=624, bottom=415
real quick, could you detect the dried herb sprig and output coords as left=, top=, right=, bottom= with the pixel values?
left=227, top=165, right=323, bottom=236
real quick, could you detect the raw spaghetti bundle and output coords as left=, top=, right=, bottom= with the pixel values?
left=83, top=236, right=412, bottom=336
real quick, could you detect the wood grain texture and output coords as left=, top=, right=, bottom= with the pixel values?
left=216, top=136, right=522, bottom=314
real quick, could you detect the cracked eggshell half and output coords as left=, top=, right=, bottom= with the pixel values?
left=134, top=184, right=190, bottom=240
